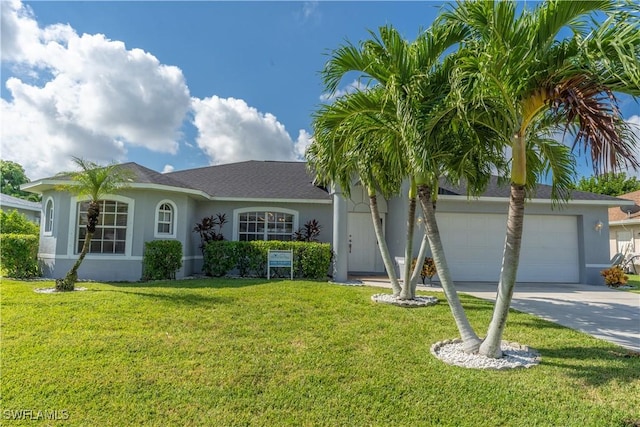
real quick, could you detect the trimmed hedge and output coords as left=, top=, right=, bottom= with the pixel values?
left=0, top=234, right=39, bottom=278
left=203, top=241, right=332, bottom=279
left=142, top=240, right=183, bottom=280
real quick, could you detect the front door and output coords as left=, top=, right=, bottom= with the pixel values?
left=348, top=212, right=384, bottom=273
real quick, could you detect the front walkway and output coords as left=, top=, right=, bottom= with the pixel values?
left=352, top=276, right=640, bottom=352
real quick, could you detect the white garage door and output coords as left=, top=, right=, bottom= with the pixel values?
left=435, top=213, right=579, bottom=283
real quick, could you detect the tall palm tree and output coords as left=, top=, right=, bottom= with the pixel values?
left=440, top=0, right=640, bottom=357
left=313, top=24, right=509, bottom=351
left=320, top=25, right=471, bottom=300
left=55, top=157, right=132, bottom=291
left=309, top=87, right=406, bottom=296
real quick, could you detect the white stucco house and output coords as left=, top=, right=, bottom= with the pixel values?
left=0, top=193, right=41, bottom=224
left=22, top=160, right=628, bottom=285
left=608, top=190, right=640, bottom=272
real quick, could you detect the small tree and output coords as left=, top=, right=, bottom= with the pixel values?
left=55, top=158, right=133, bottom=291
left=0, top=160, right=40, bottom=201
left=193, top=213, right=227, bottom=255
left=574, top=172, right=640, bottom=197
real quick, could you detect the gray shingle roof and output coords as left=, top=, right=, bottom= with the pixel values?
left=0, top=193, right=41, bottom=211
left=167, top=161, right=330, bottom=200
left=39, top=162, right=195, bottom=190
left=116, top=162, right=195, bottom=190
left=438, top=175, right=623, bottom=202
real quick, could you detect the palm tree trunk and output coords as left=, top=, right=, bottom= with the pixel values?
left=400, top=181, right=417, bottom=299
left=56, top=232, right=93, bottom=291
left=418, top=184, right=481, bottom=353
left=410, top=229, right=429, bottom=294
left=57, top=200, right=100, bottom=292
left=368, top=188, right=401, bottom=296
left=479, top=183, right=526, bottom=358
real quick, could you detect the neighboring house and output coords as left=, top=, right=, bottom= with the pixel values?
left=0, top=193, right=41, bottom=224
left=22, top=160, right=629, bottom=285
left=608, top=190, right=640, bottom=270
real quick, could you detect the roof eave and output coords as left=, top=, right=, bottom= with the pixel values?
left=21, top=180, right=212, bottom=200
left=21, top=179, right=70, bottom=194
left=0, top=201, right=41, bottom=212
left=211, top=196, right=331, bottom=204
left=610, top=219, right=640, bottom=226
left=438, top=194, right=633, bottom=207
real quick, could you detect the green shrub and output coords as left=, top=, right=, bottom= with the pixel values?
left=142, top=240, right=183, bottom=280
left=0, top=233, right=40, bottom=278
left=203, top=241, right=331, bottom=279
left=0, top=209, right=39, bottom=235
left=203, top=241, right=239, bottom=277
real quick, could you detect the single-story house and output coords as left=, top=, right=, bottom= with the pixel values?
left=0, top=193, right=41, bottom=224
left=608, top=190, right=640, bottom=270
left=22, top=160, right=629, bottom=285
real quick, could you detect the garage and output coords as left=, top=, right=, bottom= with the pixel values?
left=436, top=212, right=580, bottom=283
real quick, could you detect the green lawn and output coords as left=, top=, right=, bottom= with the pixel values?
left=624, top=274, right=640, bottom=293
left=2, top=278, right=639, bottom=426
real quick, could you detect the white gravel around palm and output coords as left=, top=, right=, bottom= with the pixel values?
left=371, top=293, right=438, bottom=307
left=34, top=287, right=88, bottom=294
left=431, top=339, right=541, bottom=370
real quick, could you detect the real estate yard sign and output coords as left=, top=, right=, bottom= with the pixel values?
left=267, top=249, right=293, bottom=280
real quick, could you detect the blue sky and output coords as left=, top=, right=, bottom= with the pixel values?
left=1, top=0, right=638, bottom=181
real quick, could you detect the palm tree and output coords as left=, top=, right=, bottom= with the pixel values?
left=55, top=157, right=133, bottom=291
left=313, top=24, right=509, bottom=351
left=320, top=25, right=472, bottom=300
left=309, top=87, right=405, bottom=296
left=440, top=0, right=640, bottom=357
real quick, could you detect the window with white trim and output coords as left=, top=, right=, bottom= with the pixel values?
left=76, top=200, right=128, bottom=254
left=44, top=198, right=54, bottom=234
left=238, top=210, right=296, bottom=241
left=156, top=202, right=174, bottom=235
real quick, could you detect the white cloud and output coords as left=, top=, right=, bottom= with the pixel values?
left=295, top=1, right=320, bottom=24
left=302, top=1, right=318, bottom=20
left=0, top=0, right=190, bottom=179
left=319, top=79, right=370, bottom=102
left=162, top=164, right=175, bottom=174
left=293, top=129, right=313, bottom=160
left=192, top=96, right=308, bottom=165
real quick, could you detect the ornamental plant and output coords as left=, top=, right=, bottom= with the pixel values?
left=600, top=266, right=628, bottom=288
left=294, top=219, right=322, bottom=242
left=411, top=257, right=437, bottom=286
left=193, top=213, right=227, bottom=255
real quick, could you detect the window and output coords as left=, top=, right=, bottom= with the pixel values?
left=155, top=201, right=176, bottom=237
left=44, top=198, right=54, bottom=234
left=76, top=200, right=128, bottom=254
left=236, top=209, right=296, bottom=241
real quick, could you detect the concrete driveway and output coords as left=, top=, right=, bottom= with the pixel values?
left=451, top=282, right=640, bottom=352
left=355, top=277, right=640, bottom=352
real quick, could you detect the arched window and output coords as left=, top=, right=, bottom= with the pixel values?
left=44, top=198, right=54, bottom=235
left=233, top=208, right=298, bottom=241
left=155, top=200, right=177, bottom=238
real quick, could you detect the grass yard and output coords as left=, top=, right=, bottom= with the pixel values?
left=623, top=274, right=640, bottom=293
left=1, top=278, right=639, bottom=426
